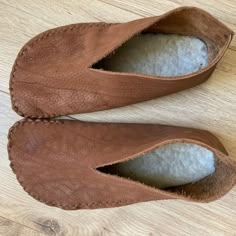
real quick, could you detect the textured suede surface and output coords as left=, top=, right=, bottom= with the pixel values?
left=10, top=6, right=233, bottom=118
left=8, top=120, right=236, bottom=209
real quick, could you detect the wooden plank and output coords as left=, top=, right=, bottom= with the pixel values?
left=0, top=216, right=44, bottom=236
left=0, top=0, right=236, bottom=235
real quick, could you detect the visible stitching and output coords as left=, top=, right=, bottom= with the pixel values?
left=7, top=119, right=140, bottom=209
left=10, top=23, right=117, bottom=119
left=10, top=7, right=233, bottom=119
left=8, top=119, right=236, bottom=208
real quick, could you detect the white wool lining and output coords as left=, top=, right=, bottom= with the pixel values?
left=93, top=33, right=213, bottom=188
left=95, top=33, right=208, bottom=76
left=98, top=142, right=215, bottom=189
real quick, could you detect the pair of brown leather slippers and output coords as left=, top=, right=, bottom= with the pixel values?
left=8, top=7, right=236, bottom=210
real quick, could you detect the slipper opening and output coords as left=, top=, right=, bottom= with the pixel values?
left=97, top=141, right=236, bottom=201
left=92, top=7, right=232, bottom=77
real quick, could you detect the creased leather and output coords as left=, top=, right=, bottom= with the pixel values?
left=10, top=6, right=233, bottom=118
left=8, top=119, right=236, bottom=209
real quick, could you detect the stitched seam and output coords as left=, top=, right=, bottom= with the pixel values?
left=7, top=119, right=141, bottom=209
left=10, top=23, right=118, bottom=119
left=8, top=119, right=236, bottom=208
left=10, top=8, right=233, bottom=119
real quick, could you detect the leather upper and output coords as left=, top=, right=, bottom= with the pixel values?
left=8, top=119, right=236, bottom=209
left=10, top=7, right=233, bottom=118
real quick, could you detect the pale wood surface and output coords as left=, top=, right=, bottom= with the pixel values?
left=0, top=0, right=236, bottom=235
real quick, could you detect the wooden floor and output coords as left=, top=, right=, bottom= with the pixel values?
left=0, top=0, right=236, bottom=235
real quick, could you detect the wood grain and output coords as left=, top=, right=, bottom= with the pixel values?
left=0, top=0, right=235, bottom=235
left=0, top=216, right=44, bottom=236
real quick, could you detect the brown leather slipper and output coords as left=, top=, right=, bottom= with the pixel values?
left=8, top=119, right=236, bottom=210
left=10, top=7, right=233, bottom=118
